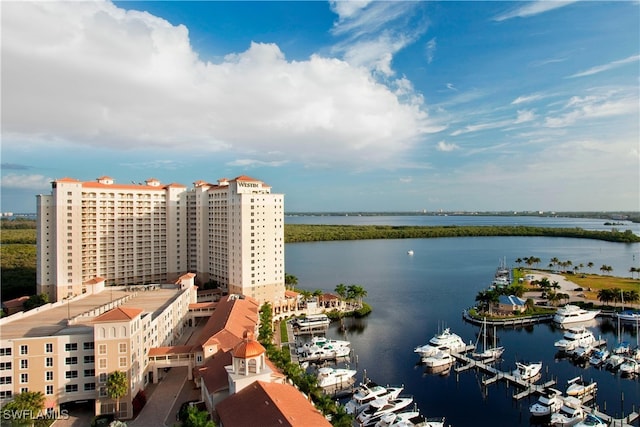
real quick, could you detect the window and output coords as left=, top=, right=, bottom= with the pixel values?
left=46, top=372, right=53, bottom=381
left=0, top=348, right=11, bottom=356
left=65, top=384, right=78, bottom=393
left=0, top=391, right=12, bottom=399
left=65, top=371, right=78, bottom=379
left=98, top=344, right=107, bottom=355
left=99, top=373, right=107, bottom=383
left=84, top=369, right=95, bottom=377
left=45, top=343, right=53, bottom=353
left=119, top=343, right=127, bottom=353
left=65, top=343, right=78, bottom=351
left=119, top=357, right=127, bottom=368
left=99, top=387, right=107, bottom=397
left=84, top=355, right=95, bottom=364
left=65, top=357, right=78, bottom=365
left=99, top=359, right=107, bottom=369
left=0, top=377, right=11, bottom=385
left=0, top=362, right=11, bottom=370
left=83, top=342, right=95, bottom=350
left=84, top=383, right=96, bottom=391
left=45, top=357, right=53, bottom=367
left=45, top=385, right=53, bottom=395
left=20, top=373, right=28, bottom=383
left=20, top=360, right=28, bottom=369
left=20, top=345, right=28, bottom=355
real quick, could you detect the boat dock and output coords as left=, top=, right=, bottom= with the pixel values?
left=452, top=351, right=639, bottom=425
left=452, top=351, right=555, bottom=400
left=462, top=309, right=553, bottom=327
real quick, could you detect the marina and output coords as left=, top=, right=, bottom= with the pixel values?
left=285, top=218, right=640, bottom=426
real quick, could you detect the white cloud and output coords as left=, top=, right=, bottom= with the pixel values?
left=515, top=109, right=536, bottom=124
left=0, top=174, right=53, bottom=190
left=436, top=141, right=460, bottom=152
left=2, top=1, right=435, bottom=170
left=226, top=159, right=289, bottom=168
left=494, top=1, right=578, bottom=21
left=425, top=38, right=436, bottom=64
left=512, top=93, right=544, bottom=105
left=545, top=92, right=638, bottom=128
left=569, top=54, right=640, bottom=78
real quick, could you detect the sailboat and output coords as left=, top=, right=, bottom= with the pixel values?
left=472, top=317, right=505, bottom=360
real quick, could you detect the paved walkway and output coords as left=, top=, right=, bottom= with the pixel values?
left=129, top=366, right=189, bottom=427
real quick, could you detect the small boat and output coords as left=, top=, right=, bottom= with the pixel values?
left=571, top=344, right=594, bottom=361
left=554, top=326, right=596, bottom=352
left=345, top=381, right=404, bottom=415
left=550, top=396, right=585, bottom=426
left=619, top=357, right=640, bottom=376
left=612, top=341, right=630, bottom=355
left=553, top=305, right=600, bottom=325
left=422, top=351, right=454, bottom=368
left=414, top=328, right=467, bottom=357
left=605, top=354, right=625, bottom=371
left=588, top=348, right=609, bottom=366
left=407, top=250, right=414, bottom=255
left=574, top=413, right=608, bottom=426
left=529, top=388, right=564, bottom=417
left=617, top=309, right=640, bottom=323
left=565, top=377, right=597, bottom=399
left=356, top=396, right=414, bottom=426
left=512, top=361, right=543, bottom=382
left=299, top=345, right=350, bottom=362
left=375, top=411, right=445, bottom=427
left=316, top=367, right=357, bottom=388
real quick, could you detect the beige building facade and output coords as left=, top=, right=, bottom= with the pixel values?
left=37, top=175, right=285, bottom=305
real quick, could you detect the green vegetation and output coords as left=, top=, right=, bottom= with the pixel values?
left=107, top=371, right=128, bottom=419
left=285, top=224, right=640, bottom=243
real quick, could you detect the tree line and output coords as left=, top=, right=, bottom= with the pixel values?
left=285, top=224, right=640, bottom=243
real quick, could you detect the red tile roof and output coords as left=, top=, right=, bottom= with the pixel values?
left=148, top=345, right=194, bottom=356
left=195, top=295, right=259, bottom=352
left=2, top=296, right=29, bottom=309
left=198, top=350, right=234, bottom=394
left=216, top=381, right=330, bottom=427
left=93, top=306, right=143, bottom=322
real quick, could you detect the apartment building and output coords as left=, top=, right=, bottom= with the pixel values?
left=0, top=275, right=196, bottom=419
left=36, top=175, right=285, bottom=305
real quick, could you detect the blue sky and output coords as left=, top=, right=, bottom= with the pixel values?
left=2, top=1, right=639, bottom=213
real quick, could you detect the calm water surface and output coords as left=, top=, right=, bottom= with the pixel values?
left=284, top=217, right=640, bottom=426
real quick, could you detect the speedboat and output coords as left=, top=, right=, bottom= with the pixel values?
left=299, top=345, right=350, bottom=361
left=554, top=326, right=596, bottom=352
left=619, top=357, right=640, bottom=376
left=553, top=305, right=600, bottom=325
left=588, top=348, right=609, bottom=366
left=315, top=367, right=357, bottom=388
left=550, top=396, right=585, bottom=426
left=574, top=414, right=608, bottom=426
left=571, top=344, right=594, bottom=361
left=355, top=396, right=414, bottom=426
left=422, top=351, right=454, bottom=368
left=612, top=341, right=630, bottom=355
left=414, top=328, right=467, bottom=357
left=565, top=377, right=597, bottom=399
left=512, top=361, right=543, bottom=382
left=617, top=310, right=640, bottom=323
left=345, top=382, right=404, bottom=415
left=529, top=388, right=564, bottom=417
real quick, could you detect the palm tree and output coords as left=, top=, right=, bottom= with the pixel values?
left=1, top=391, right=45, bottom=424
left=334, top=284, right=347, bottom=300
left=107, top=370, right=128, bottom=419
left=587, top=262, right=594, bottom=272
left=597, top=288, right=615, bottom=306
left=550, top=257, right=559, bottom=271
left=629, top=267, right=638, bottom=279
left=347, top=284, right=367, bottom=308
left=284, top=273, right=298, bottom=289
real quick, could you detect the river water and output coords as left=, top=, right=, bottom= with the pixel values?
left=284, top=216, right=640, bottom=426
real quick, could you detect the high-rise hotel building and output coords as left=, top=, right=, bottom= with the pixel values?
left=36, top=175, right=285, bottom=305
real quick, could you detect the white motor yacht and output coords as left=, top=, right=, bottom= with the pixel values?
left=422, top=351, right=454, bottom=368
left=553, top=305, right=600, bottom=325
left=605, top=354, right=625, bottom=371
left=297, top=335, right=350, bottom=354
left=617, top=310, right=640, bottom=323
left=345, top=382, right=404, bottom=415
left=294, top=314, right=331, bottom=330
left=550, top=396, right=585, bottom=426
left=316, top=367, right=357, bottom=388
left=512, top=361, right=543, bottom=382
left=574, top=414, right=608, bottom=427
left=414, top=328, right=467, bottom=357
left=619, top=357, right=640, bottom=376
left=356, top=396, right=414, bottom=426
left=375, top=411, right=445, bottom=427
left=554, top=326, right=596, bottom=352
left=565, top=377, right=597, bottom=399
left=529, top=388, right=564, bottom=417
